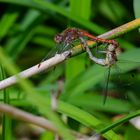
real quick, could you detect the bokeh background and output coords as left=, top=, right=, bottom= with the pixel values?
left=0, top=0, right=140, bottom=140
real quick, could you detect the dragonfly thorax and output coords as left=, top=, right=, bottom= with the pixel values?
left=105, top=44, right=118, bottom=67
left=54, top=28, right=85, bottom=45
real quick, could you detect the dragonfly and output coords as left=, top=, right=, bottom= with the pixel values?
left=54, top=27, right=119, bottom=51
left=38, top=27, right=119, bottom=67
left=80, top=38, right=119, bottom=104
left=38, top=27, right=119, bottom=103
left=55, top=28, right=121, bottom=104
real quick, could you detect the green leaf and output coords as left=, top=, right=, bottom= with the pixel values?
left=5, top=9, right=42, bottom=59
left=68, top=94, right=133, bottom=113
left=99, top=0, right=127, bottom=23
left=0, top=0, right=105, bottom=34
left=1, top=66, right=12, bottom=140
left=58, top=101, right=121, bottom=140
left=134, top=0, right=140, bottom=18
left=0, top=7, right=19, bottom=40
left=0, top=47, right=75, bottom=140
left=134, top=0, right=140, bottom=32
left=70, top=0, right=91, bottom=20
left=66, top=0, right=92, bottom=79
left=99, top=109, right=140, bottom=135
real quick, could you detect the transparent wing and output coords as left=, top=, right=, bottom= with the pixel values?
left=38, top=41, right=77, bottom=67
left=103, top=66, right=111, bottom=105
left=117, top=59, right=140, bottom=64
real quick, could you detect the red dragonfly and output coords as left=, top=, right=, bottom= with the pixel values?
left=54, top=27, right=119, bottom=51
left=38, top=27, right=119, bottom=104
left=38, top=27, right=118, bottom=66
left=54, top=28, right=119, bottom=104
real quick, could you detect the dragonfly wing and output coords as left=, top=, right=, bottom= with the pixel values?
left=39, top=45, right=59, bottom=63
left=103, top=66, right=111, bottom=105
left=117, top=59, right=140, bottom=63
left=57, top=43, right=69, bottom=54
left=57, top=41, right=75, bottom=54
left=39, top=39, right=81, bottom=65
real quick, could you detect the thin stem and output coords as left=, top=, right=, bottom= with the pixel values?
left=98, top=110, right=140, bottom=134
left=0, top=51, right=71, bottom=90
left=0, top=19, right=140, bottom=90
left=71, top=18, right=140, bottom=56
left=0, top=103, right=57, bottom=132
left=0, top=103, right=87, bottom=140
left=1, top=66, right=11, bottom=140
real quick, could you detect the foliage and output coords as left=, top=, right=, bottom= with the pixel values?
left=0, top=0, right=140, bottom=140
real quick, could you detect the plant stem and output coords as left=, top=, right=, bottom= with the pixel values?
left=0, top=19, right=140, bottom=90
left=71, top=18, right=140, bottom=56
left=1, top=66, right=11, bottom=140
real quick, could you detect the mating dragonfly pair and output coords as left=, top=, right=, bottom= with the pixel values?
left=39, top=27, right=120, bottom=104
left=54, top=28, right=119, bottom=67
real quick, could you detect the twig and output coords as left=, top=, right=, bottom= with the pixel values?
left=0, top=51, right=70, bottom=90
left=71, top=18, right=140, bottom=56
left=0, top=103, right=89, bottom=139
left=0, top=19, right=140, bottom=90
left=0, top=103, right=57, bottom=132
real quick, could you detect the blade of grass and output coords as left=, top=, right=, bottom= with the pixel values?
left=5, top=9, right=42, bottom=60
left=0, top=47, right=121, bottom=140
left=134, top=0, right=140, bottom=32
left=70, top=0, right=91, bottom=20
left=0, top=6, right=19, bottom=40
left=12, top=96, right=122, bottom=140
left=134, top=0, right=140, bottom=18
left=99, top=0, right=127, bottom=23
left=58, top=100, right=121, bottom=140
left=67, top=94, right=133, bottom=114
left=0, top=47, right=75, bottom=140
left=0, top=0, right=137, bottom=52
left=66, top=0, right=92, bottom=80
left=62, top=48, right=140, bottom=102
left=0, top=0, right=105, bottom=34
left=1, top=66, right=11, bottom=140
left=98, top=109, right=140, bottom=134
left=33, top=0, right=105, bottom=33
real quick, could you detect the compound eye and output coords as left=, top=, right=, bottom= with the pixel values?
left=112, top=40, right=119, bottom=48
left=54, top=34, right=63, bottom=43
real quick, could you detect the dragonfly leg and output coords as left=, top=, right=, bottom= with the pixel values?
left=79, top=37, right=106, bottom=66
left=98, top=50, right=107, bottom=54
left=95, top=42, right=108, bottom=55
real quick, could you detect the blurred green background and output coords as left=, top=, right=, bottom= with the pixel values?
left=0, top=0, right=140, bottom=140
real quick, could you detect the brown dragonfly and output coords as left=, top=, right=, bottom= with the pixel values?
left=38, top=27, right=120, bottom=104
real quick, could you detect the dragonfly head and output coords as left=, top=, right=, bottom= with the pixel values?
left=105, top=44, right=118, bottom=66
left=107, top=44, right=116, bottom=52
left=54, top=34, right=63, bottom=44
